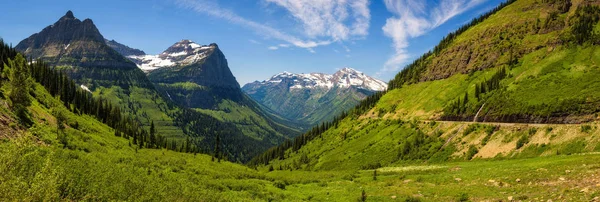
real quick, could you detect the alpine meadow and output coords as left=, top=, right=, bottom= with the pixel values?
left=3, top=0, right=600, bottom=201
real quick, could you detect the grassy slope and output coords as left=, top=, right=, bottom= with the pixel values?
left=264, top=0, right=600, bottom=172
left=92, top=86, right=183, bottom=139
left=4, top=82, right=600, bottom=201
left=0, top=80, right=292, bottom=201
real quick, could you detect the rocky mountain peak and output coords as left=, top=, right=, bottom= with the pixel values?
left=128, top=40, right=217, bottom=72
left=105, top=39, right=146, bottom=56
left=61, top=10, right=75, bottom=20
left=250, top=68, right=387, bottom=92
left=15, top=10, right=127, bottom=68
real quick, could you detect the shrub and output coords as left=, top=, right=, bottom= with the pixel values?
left=516, top=134, right=529, bottom=149
left=405, top=196, right=422, bottom=202
left=463, top=124, right=479, bottom=136
left=581, top=125, right=592, bottom=133
left=273, top=181, right=286, bottom=190
left=466, top=146, right=479, bottom=160
left=359, top=190, right=367, bottom=202
left=457, top=193, right=469, bottom=202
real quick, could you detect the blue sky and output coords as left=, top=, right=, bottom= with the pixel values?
left=0, top=0, right=504, bottom=85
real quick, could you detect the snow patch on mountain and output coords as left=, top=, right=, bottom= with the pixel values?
left=255, top=67, right=387, bottom=92
left=127, top=40, right=215, bottom=72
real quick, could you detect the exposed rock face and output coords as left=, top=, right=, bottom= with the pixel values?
left=105, top=39, right=146, bottom=56
left=242, top=68, right=387, bottom=125
left=130, top=40, right=242, bottom=109
left=15, top=11, right=148, bottom=89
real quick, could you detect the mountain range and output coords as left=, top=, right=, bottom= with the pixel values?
left=14, top=11, right=298, bottom=161
left=243, top=68, right=387, bottom=125
left=4, top=0, right=600, bottom=200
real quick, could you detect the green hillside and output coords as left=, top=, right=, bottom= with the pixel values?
left=3, top=46, right=600, bottom=201
left=253, top=0, right=600, bottom=171
left=13, top=12, right=299, bottom=162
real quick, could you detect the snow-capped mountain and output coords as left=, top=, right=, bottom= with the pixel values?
left=242, top=68, right=387, bottom=126
left=128, top=40, right=216, bottom=72
left=255, top=67, right=387, bottom=91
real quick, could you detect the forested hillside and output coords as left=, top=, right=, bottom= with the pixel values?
left=12, top=11, right=297, bottom=162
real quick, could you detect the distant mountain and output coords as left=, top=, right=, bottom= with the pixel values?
left=125, top=39, right=301, bottom=152
left=105, top=39, right=146, bottom=56
left=243, top=68, right=387, bottom=126
left=252, top=0, right=600, bottom=169
left=15, top=11, right=294, bottom=162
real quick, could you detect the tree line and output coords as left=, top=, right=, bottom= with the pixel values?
left=443, top=67, right=508, bottom=120
left=0, top=39, right=209, bottom=155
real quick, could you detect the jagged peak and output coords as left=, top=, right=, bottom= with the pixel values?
left=59, top=10, right=77, bottom=21
left=337, top=67, right=362, bottom=75
left=82, top=18, right=94, bottom=24
left=259, top=68, right=387, bottom=91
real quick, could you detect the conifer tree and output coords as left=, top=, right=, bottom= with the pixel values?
left=5, top=54, right=32, bottom=126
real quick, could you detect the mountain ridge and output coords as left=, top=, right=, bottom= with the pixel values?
left=242, top=68, right=387, bottom=126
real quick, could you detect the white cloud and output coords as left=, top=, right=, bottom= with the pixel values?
left=176, top=0, right=370, bottom=52
left=264, top=0, right=371, bottom=42
left=249, top=39, right=261, bottom=44
left=278, top=44, right=290, bottom=48
left=268, top=46, right=279, bottom=50
left=380, top=0, right=486, bottom=73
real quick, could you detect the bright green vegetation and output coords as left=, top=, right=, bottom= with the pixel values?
left=1, top=81, right=599, bottom=201
left=256, top=0, right=600, bottom=181
left=92, top=85, right=181, bottom=138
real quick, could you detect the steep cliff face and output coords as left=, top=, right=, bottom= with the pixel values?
left=124, top=40, right=301, bottom=144
left=105, top=39, right=146, bottom=56
left=15, top=11, right=149, bottom=89
left=131, top=40, right=242, bottom=109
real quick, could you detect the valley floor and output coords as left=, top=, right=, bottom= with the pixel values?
left=266, top=153, right=600, bottom=201
left=2, top=129, right=599, bottom=201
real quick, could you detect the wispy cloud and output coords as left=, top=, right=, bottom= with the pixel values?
left=175, top=0, right=370, bottom=52
left=268, top=46, right=279, bottom=50
left=249, top=39, right=262, bottom=44
left=264, top=0, right=370, bottom=41
left=380, top=0, right=486, bottom=74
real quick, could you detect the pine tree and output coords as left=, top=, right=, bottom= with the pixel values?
left=149, top=121, right=156, bottom=148
left=214, top=133, right=221, bottom=162
left=5, top=54, right=32, bottom=126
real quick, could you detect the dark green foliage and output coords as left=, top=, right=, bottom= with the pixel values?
left=372, top=170, right=377, bottom=181
left=396, top=129, right=445, bottom=161
left=466, top=146, right=479, bottom=160
left=273, top=181, right=286, bottom=190
left=463, top=124, right=479, bottom=136
left=359, top=190, right=366, bottom=202
left=456, top=193, right=470, bottom=202
left=481, top=125, right=498, bottom=146
left=581, top=125, right=593, bottom=133
left=444, top=68, right=508, bottom=120
left=4, top=54, right=33, bottom=126
left=570, top=5, right=600, bottom=44
left=404, top=196, right=422, bottom=202
left=516, top=134, right=530, bottom=149
left=360, top=162, right=382, bottom=170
